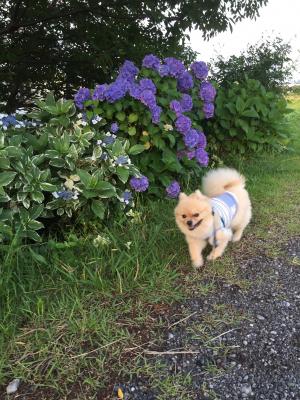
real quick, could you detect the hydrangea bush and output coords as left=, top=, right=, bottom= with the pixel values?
left=0, top=94, right=145, bottom=242
left=74, top=55, right=216, bottom=197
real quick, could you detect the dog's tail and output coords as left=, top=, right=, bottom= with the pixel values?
left=202, top=168, right=246, bottom=197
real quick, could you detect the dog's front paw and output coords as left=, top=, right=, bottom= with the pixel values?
left=207, top=251, right=219, bottom=261
left=192, top=258, right=204, bottom=269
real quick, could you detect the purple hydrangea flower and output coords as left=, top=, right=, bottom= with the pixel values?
left=118, top=60, right=139, bottom=82
left=166, top=181, right=181, bottom=198
left=184, top=129, right=200, bottom=148
left=111, top=122, right=119, bottom=133
left=151, top=105, right=162, bottom=124
left=129, top=83, right=141, bottom=99
left=140, top=89, right=156, bottom=108
left=142, top=54, right=161, bottom=69
left=130, top=176, right=149, bottom=192
left=74, top=87, right=91, bottom=109
left=203, top=102, right=215, bottom=119
left=195, top=147, right=209, bottom=166
left=105, top=79, right=127, bottom=103
left=191, top=61, right=209, bottom=80
left=92, top=84, right=107, bottom=101
left=177, top=71, right=194, bottom=92
left=199, top=82, right=216, bottom=102
left=175, top=115, right=192, bottom=135
left=177, top=149, right=195, bottom=160
left=164, top=57, right=186, bottom=78
left=180, top=94, right=193, bottom=112
left=121, top=190, right=132, bottom=205
left=140, top=78, right=156, bottom=94
left=156, top=64, right=170, bottom=77
left=170, top=100, right=182, bottom=116
left=197, top=131, right=207, bottom=148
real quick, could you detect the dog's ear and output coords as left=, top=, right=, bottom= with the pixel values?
left=179, top=192, right=187, bottom=200
left=194, top=190, right=204, bottom=199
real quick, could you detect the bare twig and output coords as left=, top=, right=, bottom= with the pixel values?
left=204, top=328, right=237, bottom=344
left=144, top=349, right=201, bottom=355
left=168, top=311, right=197, bottom=328
left=70, top=337, right=124, bottom=359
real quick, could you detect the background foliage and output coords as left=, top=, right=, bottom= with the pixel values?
left=0, top=0, right=268, bottom=111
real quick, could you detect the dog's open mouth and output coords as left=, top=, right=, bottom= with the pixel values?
left=188, top=220, right=202, bottom=231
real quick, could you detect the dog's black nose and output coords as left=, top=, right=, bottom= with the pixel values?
left=187, top=220, right=193, bottom=227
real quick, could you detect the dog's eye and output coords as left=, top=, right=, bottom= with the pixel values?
left=182, top=214, right=187, bottom=219
left=193, top=213, right=199, bottom=217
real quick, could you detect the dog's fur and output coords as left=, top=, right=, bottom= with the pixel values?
left=175, top=168, right=252, bottom=268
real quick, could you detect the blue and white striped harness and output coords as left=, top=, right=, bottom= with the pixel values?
left=210, top=192, right=238, bottom=245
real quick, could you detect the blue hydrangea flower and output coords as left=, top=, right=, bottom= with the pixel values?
left=166, top=181, right=181, bottom=198
left=105, top=79, right=127, bottom=103
left=53, top=190, right=79, bottom=200
left=100, top=152, right=108, bottom=161
left=156, top=64, right=170, bottom=77
left=129, top=176, right=149, bottom=192
left=140, top=78, right=156, bottom=94
left=151, top=105, right=162, bottom=124
left=142, top=54, right=161, bottom=69
left=74, top=87, right=91, bottom=109
left=115, top=155, right=130, bottom=166
left=103, top=134, right=116, bottom=146
left=129, top=83, right=141, bottom=99
left=191, top=61, right=209, bottom=80
left=180, top=94, right=193, bottom=112
left=175, top=115, right=192, bottom=135
left=1, top=115, right=18, bottom=128
left=203, top=102, right=215, bottom=119
left=199, top=82, right=216, bottom=102
left=177, top=71, right=194, bottom=92
left=164, top=57, right=186, bottom=78
left=140, top=89, right=156, bottom=108
left=118, top=60, right=139, bottom=82
left=195, top=147, right=209, bottom=166
left=92, top=84, right=107, bottom=101
left=197, top=131, right=207, bottom=148
left=170, top=100, right=182, bottom=116
left=184, top=129, right=200, bottom=148
left=111, top=122, right=119, bottom=133
left=120, top=190, right=132, bottom=205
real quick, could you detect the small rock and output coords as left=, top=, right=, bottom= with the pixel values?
left=6, top=379, right=20, bottom=395
left=241, top=384, right=253, bottom=396
left=168, top=333, right=174, bottom=340
left=257, top=315, right=265, bottom=321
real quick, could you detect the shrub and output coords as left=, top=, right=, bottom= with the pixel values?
left=0, top=95, right=145, bottom=242
left=205, top=78, right=292, bottom=155
left=74, top=56, right=214, bottom=196
left=211, top=37, right=293, bottom=93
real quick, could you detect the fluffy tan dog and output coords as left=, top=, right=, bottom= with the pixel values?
left=175, top=168, right=251, bottom=268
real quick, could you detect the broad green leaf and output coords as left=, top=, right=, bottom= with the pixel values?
left=95, top=181, right=116, bottom=198
left=0, top=171, right=17, bottom=186
left=40, top=182, right=57, bottom=191
left=91, top=200, right=105, bottom=219
left=116, top=112, right=126, bottom=122
left=77, top=169, right=92, bottom=187
left=29, top=248, right=48, bottom=265
left=128, top=126, right=136, bottom=136
left=31, top=191, right=44, bottom=203
left=28, top=220, right=44, bottom=230
left=128, top=144, right=145, bottom=155
left=116, top=167, right=129, bottom=183
left=128, top=113, right=138, bottom=123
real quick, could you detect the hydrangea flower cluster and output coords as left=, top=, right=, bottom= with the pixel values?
left=129, top=176, right=149, bottom=192
left=0, top=112, right=42, bottom=130
left=166, top=181, right=181, bottom=198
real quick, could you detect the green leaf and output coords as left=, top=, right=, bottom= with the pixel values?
left=128, top=126, right=136, bottom=136
left=128, top=113, right=138, bottom=123
left=31, top=191, right=44, bottom=203
left=95, top=181, right=116, bottom=198
left=116, top=112, right=126, bottom=122
left=91, top=200, right=105, bottom=219
left=236, top=97, right=245, bottom=113
left=30, top=204, right=44, bottom=220
left=111, top=140, right=123, bottom=156
left=242, top=109, right=259, bottom=118
left=77, top=169, right=92, bottom=187
left=29, top=248, right=48, bottom=265
left=0, top=171, right=17, bottom=186
left=23, top=229, right=42, bottom=242
left=28, top=220, right=44, bottom=230
left=128, top=144, right=145, bottom=155
left=116, top=167, right=129, bottom=183
left=0, top=157, right=10, bottom=169
left=40, top=182, right=57, bottom=191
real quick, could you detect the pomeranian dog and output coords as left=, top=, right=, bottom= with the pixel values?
left=175, top=168, right=251, bottom=268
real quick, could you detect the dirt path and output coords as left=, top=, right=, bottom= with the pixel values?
left=117, top=237, right=300, bottom=399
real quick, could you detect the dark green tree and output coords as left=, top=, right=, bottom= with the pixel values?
left=0, top=0, right=268, bottom=111
left=211, top=37, right=293, bottom=91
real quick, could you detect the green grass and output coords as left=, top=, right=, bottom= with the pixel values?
left=0, top=95, right=300, bottom=398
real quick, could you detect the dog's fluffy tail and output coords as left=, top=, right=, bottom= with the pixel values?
left=202, top=168, right=246, bottom=197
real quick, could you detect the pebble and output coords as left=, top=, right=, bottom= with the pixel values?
left=6, top=378, right=20, bottom=395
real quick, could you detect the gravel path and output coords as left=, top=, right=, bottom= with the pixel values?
left=116, top=237, right=300, bottom=399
